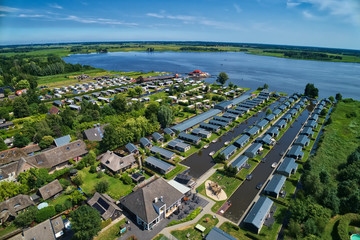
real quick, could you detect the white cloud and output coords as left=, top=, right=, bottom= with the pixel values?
left=286, top=1, right=301, bottom=8
left=49, top=3, right=63, bottom=9
left=146, top=13, right=164, bottom=18
left=0, top=5, right=20, bottom=12
left=0, top=14, right=5, bottom=17
left=302, top=10, right=316, bottom=19
left=19, top=14, right=44, bottom=18
left=64, top=15, right=138, bottom=26
left=233, top=3, right=242, bottom=13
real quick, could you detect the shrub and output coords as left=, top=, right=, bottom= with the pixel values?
left=72, top=174, right=83, bottom=186
left=14, top=206, right=38, bottom=228
left=35, top=206, right=56, bottom=223
left=97, top=171, right=104, bottom=178
left=55, top=204, right=65, bottom=213
left=167, top=207, right=202, bottom=226
left=95, top=180, right=109, bottom=193
left=121, top=173, right=132, bottom=185
left=89, top=165, right=97, bottom=173
left=59, top=178, right=70, bottom=188
left=337, top=213, right=360, bottom=240
left=64, top=199, right=73, bottom=210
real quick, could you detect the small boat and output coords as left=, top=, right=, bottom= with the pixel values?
left=224, top=141, right=230, bottom=145
left=209, top=151, right=215, bottom=156
left=212, top=139, right=217, bottom=143
left=271, top=162, right=277, bottom=168
left=204, top=144, right=209, bottom=149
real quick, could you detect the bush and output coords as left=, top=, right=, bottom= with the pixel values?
left=337, top=213, right=360, bottom=240
left=89, top=165, right=97, bottom=173
left=167, top=207, right=202, bottom=226
left=14, top=206, right=38, bottom=228
left=64, top=199, right=73, bottom=210
left=35, top=206, right=56, bottom=223
left=55, top=204, right=65, bottom=213
left=95, top=180, right=109, bottom=193
left=121, top=173, right=132, bottom=185
left=97, top=171, right=104, bottom=178
left=72, top=174, right=83, bottom=186
left=59, top=178, right=70, bottom=188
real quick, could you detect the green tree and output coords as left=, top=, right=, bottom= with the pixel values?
left=121, top=173, right=132, bottom=185
left=266, top=109, right=272, bottom=115
left=304, top=83, right=319, bottom=98
left=13, top=97, right=30, bottom=118
left=14, top=206, right=38, bottom=228
left=263, top=83, right=269, bottom=89
left=70, top=190, right=86, bottom=205
left=335, top=93, right=342, bottom=101
left=70, top=205, right=101, bottom=240
left=110, top=94, right=127, bottom=113
left=127, top=88, right=136, bottom=97
left=134, top=86, right=143, bottom=96
left=145, top=101, right=160, bottom=119
left=0, top=107, right=10, bottom=120
left=38, top=135, right=54, bottom=149
left=100, top=124, right=119, bottom=151
left=157, top=105, right=174, bottom=128
left=35, top=206, right=56, bottom=223
left=13, top=133, right=30, bottom=148
left=95, top=180, right=109, bottom=193
left=72, top=174, right=83, bottom=186
left=216, top=72, right=229, bottom=85
left=16, top=80, right=30, bottom=90
left=0, top=137, right=7, bottom=151
left=328, top=96, right=335, bottom=102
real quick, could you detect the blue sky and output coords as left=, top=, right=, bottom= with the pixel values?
left=0, top=0, right=359, bottom=49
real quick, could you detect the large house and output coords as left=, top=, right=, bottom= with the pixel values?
left=120, top=178, right=183, bottom=230
left=100, top=151, right=136, bottom=174
left=21, top=217, right=64, bottom=240
left=38, top=180, right=63, bottom=200
left=0, top=194, right=35, bottom=225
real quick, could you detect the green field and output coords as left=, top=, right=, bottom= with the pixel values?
left=94, top=218, right=126, bottom=240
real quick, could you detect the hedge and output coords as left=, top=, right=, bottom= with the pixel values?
left=337, top=213, right=360, bottom=240
left=167, top=207, right=202, bottom=227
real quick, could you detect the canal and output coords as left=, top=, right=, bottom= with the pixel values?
left=182, top=98, right=286, bottom=179
left=222, top=103, right=315, bottom=223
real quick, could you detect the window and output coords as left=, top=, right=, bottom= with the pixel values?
left=67, top=147, right=70, bottom=150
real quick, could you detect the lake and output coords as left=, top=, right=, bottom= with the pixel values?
left=64, top=51, right=360, bottom=100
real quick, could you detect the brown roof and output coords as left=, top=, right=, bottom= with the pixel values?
left=100, top=151, right=136, bottom=173
left=87, top=192, right=121, bottom=220
left=120, top=178, right=183, bottom=223
left=38, top=179, right=63, bottom=200
left=0, top=194, right=35, bottom=218
left=21, top=144, right=41, bottom=154
left=0, top=161, right=18, bottom=180
left=51, top=216, right=64, bottom=234
left=48, top=106, right=60, bottom=115
left=23, top=219, right=56, bottom=240
left=26, top=140, right=87, bottom=169
left=0, top=148, right=28, bottom=165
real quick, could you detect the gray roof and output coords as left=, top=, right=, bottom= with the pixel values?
left=51, top=216, right=65, bottom=234
left=243, top=196, right=274, bottom=230
left=150, top=146, right=175, bottom=159
left=282, top=113, right=292, bottom=120
left=301, top=127, right=314, bottom=135
left=191, top=127, right=211, bottom=136
left=234, top=134, right=250, bottom=147
left=277, top=158, right=298, bottom=175
left=287, top=145, right=304, bottom=158
left=167, top=139, right=190, bottom=150
left=200, top=122, right=221, bottom=131
left=83, top=124, right=109, bottom=141
left=226, top=109, right=244, bottom=115
left=0, top=194, right=35, bottom=218
left=229, top=94, right=250, bottom=105
left=310, top=114, right=319, bottom=121
left=214, top=100, right=232, bottom=110
left=264, top=175, right=286, bottom=195
left=209, top=119, right=228, bottom=127
left=23, top=219, right=56, bottom=240
left=87, top=192, right=121, bottom=220
left=220, top=144, right=237, bottom=158
left=274, top=119, right=287, bottom=127
left=305, top=120, right=317, bottom=128
left=231, top=155, right=248, bottom=169
left=265, top=113, right=276, bottom=121
left=54, top=135, right=71, bottom=147
left=272, top=109, right=282, bottom=116
left=120, top=178, right=183, bottom=223
left=245, top=126, right=260, bottom=136
left=255, top=134, right=273, bottom=145
left=213, top=116, right=232, bottom=123
left=164, top=128, right=175, bottom=135
left=145, top=156, right=173, bottom=172
left=140, top=137, right=152, bottom=148
left=100, top=151, right=136, bottom=172
left=171, top=109, right=222, bottom=132
left=256, top=119, right=269, bottom=128
left=38, top=179, right=63, bottom=200
left=152, top=132, right=164, bottom=142
left=294, top=135, right=310, bottom=146
left=179, top=132, right=201, bottom=143
left=125, top=143, right=138, bottom=153
left=222, top=112, right=238, bottom=119
left=245, top=143, right=263, bottom=155
left=266, top=126, right=279, bottom=135
left=206, top=227, right=238, bottom=240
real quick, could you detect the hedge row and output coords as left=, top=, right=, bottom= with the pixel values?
left=337, top=213, right=360, bottom=240
left=167, top=207, right=202, bottom=227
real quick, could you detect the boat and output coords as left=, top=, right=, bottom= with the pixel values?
left=271, top=162, right=277, bottom=168
left=212, top=139, right=217, bottom=143
left=224, top=141, right=230, bottom=145
left=209, top=151, right=215, bottom=156
left=204, top=144, right=209, bottom=149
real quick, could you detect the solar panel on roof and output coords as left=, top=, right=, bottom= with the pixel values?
left=98, top=198, right=109, bottom=210
left=93, top=202, right=106, bottom=215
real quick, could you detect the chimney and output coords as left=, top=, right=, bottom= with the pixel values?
left=161, top=196, right=163, bottom=202
left=154, top=197, right=158, bottom=203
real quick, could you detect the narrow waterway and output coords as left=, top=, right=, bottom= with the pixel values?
left=182, top=98, right=286, bottom=179
left=223, top=103, right=315, bottom=223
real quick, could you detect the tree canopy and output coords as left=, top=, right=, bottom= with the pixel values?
left=304, top=83, right=319, bottom=98
left=70, top=205, right=102, bottom=240
left=157, top=105, right=174, bottom=128
left=216, top=72, right=229, bottom=85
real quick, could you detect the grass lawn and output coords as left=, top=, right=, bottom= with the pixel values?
left=94, top=218, right=126, bottom=240
left=79, top=167, right=133, bottom=200
left=164, top=164, right=188, bottom=180
left=152, top=234, right=169, bottom=240
left=322, top=215, right=342, bottom=240
left=0, top=223, right=18, bottom=238
left=171, top=214, right=219, bottom=240
left=237, top=159, right=259, bottom=180
left=47, top=193, right=69, bottom=206
left=219, top=222, right=254, bottom=240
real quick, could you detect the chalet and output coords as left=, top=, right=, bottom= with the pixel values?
left=178, top=132, right=201, bottom=145
left=233, top=135, right=250, bottom=148
left=48, top=106, right=60, bottom=115
left=243, top=196, right=274, bottom=234
left=125, top=143, right=139, bottom=154
left=120, top=178, right=183, bottom=230
left=69, top=104, right=81, bottom=111
left=255, top=134, right=275, bottom=146
left=145, top=156, right=174, bottom=175
left=244, top=143, right=263, bottom=158
left=300, top=127, right=314, bottom=138
left=266, top=127, right=279, bottom=138
left=265, top=113, right=276, bottom=122
left=277, top=158, right=298, bottom=177
left=152, top=132, right=164, bottom=143
left=226, top=109, right=244, bottom=116
left=310, top=114, right=319, bottom=122
left=263, top=175, right=286, bottom=198
left=214, top=101, right=233, bottom=111
left=293, top=135, right=310, bottom=148
left=140, top=137, right=153, bottom=149
left=98, top=97, right=111, bottom=103
left=289, top=109, right=297, bottom=117
left=231, top=155, right=248, bottom=172
left=272, top=109, right=282, bottom=117
left=100, top=151, right=136, bottom=174
left=244, top=126, right=260, bottom=137
left=65, top=99, right=74, bottom=105
left=199, top=123, right=220, bottom=132
left=256, top=119, right=269, bottom=130
left=213, top=116, right=232, bottom=124
left=222, top=112, right=238, bottom=120
left=191, top=128, right=211, bottom=139
left=164, top=128, right=175, bottom=137
left=281, top=113, right=292, bottom=122
left=83, top=94, right=91, bottom=100
left=209, top=119, right=228, bottom=128
left=92, top=92, right=101, bottom=98
left=205, top=227, right=238, bottom=240
left=274, top=119, right=287, bottom=129
left=53, top=100, right=63, bottom=107
left=286, top=145, right=304, bottom=160
left=87, top=192, right=121, bottom=220
left=150, top=146, right=175, bottom=160
left=38, top=179, right=63, bottom=200
left=305, top=120, right=318, bottom=129
left=219, top=144, right=237, bottom=160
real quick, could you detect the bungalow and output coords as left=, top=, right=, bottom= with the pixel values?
left=83, top=124, right=109, bottom=141
left=310, top=114, right=319, bottom=122
left=244, top=126, right=260, bottom=137
left=220, top=144, right=237, bottom=160
left=305, top=120, right=318, bottom=129
left=145, top=156, right=175, bottom=175
left=265, top=113, right=276, bottom=122
left=277, top=158, right=298, bottom=177
left=125, top=143, right=139, bottom=154
left=167, top=139, right=191, bottom=152
left=140, top=137, right=153, bottom=149
left=100, top=151, right=136, bottom=174
left=243, top=196, right=274, bottom=234
left=274, top=119, right=287, bottom=129
left=205, top=227, right=238, bottom=240
left=263, top=175, right=286, bottom=198
left=74, top=96, right=82, bottom=102
left=131, top=172, right=146, bottom=183
left=22, top=218, right=64, bottom=240
left=191, top=128, right=211, bottom=139
left=214, top=101, right=233, bottom=111
left=222, top=112, right=238, bottom=120
left=300, top=127, right=314, bottom=138
left=200, top=123, right=221, bottom=132
left=213, top=116, right=232, bottom=124
left=259, top=89, right=270, bottom=97
left=287, top=145, right=304, bottom=160
left=98, top=97, right=111, bottom=103
left=236, top=105, right=251, bottom=112
left=231, top=155, right=249, bottom=172
left=92, top=92, right=101, bottom=98
left=209, top=119, right=228, bottom=128
left=272, top=109, right=282, bottom=117
left=281, top=113, right=292, bottom=122
left=278, top=104, right=287, bottom=111
left=256, top=119, right=269, bottom=130
left=226, top=109, right=244, bottom=116
left=284, top=101, right=291, bottom=107
left=0, top=194, right=35, bottom=224
left=164, top=128, right=175, bottom=137
left=293, top=135, right=310, bottom=148
left=150, top=146, right=175, bottom=160
left=48, top=106, right=60, bottom=115
left=69, top=104, right=81, bottom=111
left=83, top=94, right=91, bottom=100
left=244, top=143, right=263, bottom=158
left=152, top=132, right=164, bottom=143
left=266, top=127, right=279, bottom=138
left=65, top=99, right=74, bottom=105
left=38, top=179, right=63, bottom=200
left=255, top=135, right=275, bottom=146
left=289, top=109, right=297, bottom=117
left=54, top=93, right=62, bottom=98
left=293, top=104, right=301, bottom=111
left=178, top=132, right=201, bottom=145
left=120, top=178, right=183, bottom=230
left=87, top=192, right=121, bottom=220
left=53, top=100, right=63, bottom=107
left=233, top=135, right=250, bottom=148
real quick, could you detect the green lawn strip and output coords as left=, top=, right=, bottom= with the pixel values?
left=321, top=215, right=342, bottom=240
left=219, top=221, right=256, bottom=240
left=94, top=218, right=126, bottom=240
left=0, top=223, right=18, bottom=238
left=47, top=193, right=69, bottom=206
left=170, top=214, right=219, bottom=240
left=79, top=167, right=133, bottom=200
left=167, top=207, right=202, bottom=227
left=237, top=159, right=259, bottom=180
left=258, top=204, right=288, bottom=240
left=164, top=164, right=188, bottom=180
left=152, top=234, right=169, bottom=240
